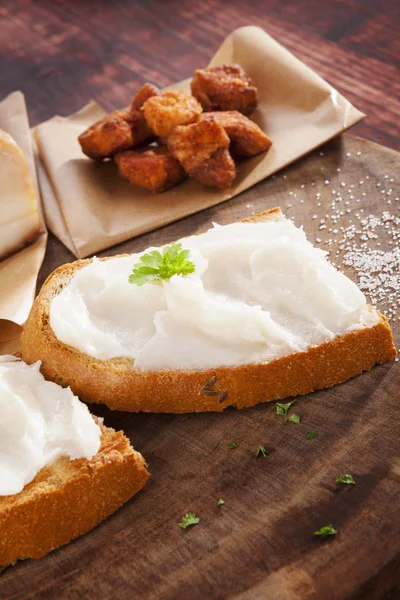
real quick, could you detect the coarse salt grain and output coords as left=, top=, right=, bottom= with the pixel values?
left=298, top=169, right=399, bottom=322
left=340, top=213, right=400, bottom=320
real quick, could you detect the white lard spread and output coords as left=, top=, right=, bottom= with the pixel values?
left=50, top=215, right=378, bottom=370
left=0, top=356, right=101, bottom=496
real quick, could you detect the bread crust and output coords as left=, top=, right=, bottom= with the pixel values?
left=20, top=209, right=397, bottom=413
left=0, top=426, right=149, bottom=566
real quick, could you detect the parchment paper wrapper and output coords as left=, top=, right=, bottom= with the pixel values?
left=0, top=92, right=47, bottom=348
left=35, top=26, right=364, bottom=259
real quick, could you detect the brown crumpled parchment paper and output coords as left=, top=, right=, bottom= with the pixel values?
left=0, top=92, right=47, bottom=351
left=35, top=25, right=364, bottom=259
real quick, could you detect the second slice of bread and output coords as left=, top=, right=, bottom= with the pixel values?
left=20, top=209, right=397, bottom=413
left=0, top=424, right=149, bottom=567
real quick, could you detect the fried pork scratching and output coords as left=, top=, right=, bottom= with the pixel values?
left=115, top=146, right=186, bottom=193
left=191, top=64, right=258, bottom=115
left=200, top=111, right=272, bottom=158
left=129, top=83, right=160, bottom=112
left=190, top=148, right=236, bottom=189
left=142, top=90, right=202, bottom=138
left=78, top=67, right=271, bottom=191
left=167, top=118, right=236, bottom=189
left=78, top=110, right=137, bottom=160
left=78, top=84, right=159, bottom=160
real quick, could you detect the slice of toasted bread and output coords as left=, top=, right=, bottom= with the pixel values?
left=20, top=209, right=397, bottom=413
left=0, top=424, right=149, bottom=567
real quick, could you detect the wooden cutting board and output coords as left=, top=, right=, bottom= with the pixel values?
left=1, top=134, right=399, bottom=600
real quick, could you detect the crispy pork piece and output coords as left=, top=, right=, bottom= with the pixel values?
left=78, top=84, right=160, bottom=161
left=191, top=64, right=258, bottom=115
left=78, top=110, right=135, bottom=160
left=200, top=111, right=272, bottom=157
left=129, top=83, right=160, bottom=112
left=167, top=118, right=235, bottom=189
left=167, top=118, right=230, bottom=173
left=191, top=148, right=236, bottom=189
left=115, top=146, right=187, bottom=193
left=143, top=91, right=202, bottom=138
left=78, top=109, right=154, bottom=161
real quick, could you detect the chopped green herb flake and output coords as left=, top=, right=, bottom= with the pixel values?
left=255, top=445, right=269, bottom=458
left=228, top=442, right=238, bottom=450
left=178, top=513, right=200, bottom=529
left=314, top=524, right=337, bottom=537
left=307, top=431, right=318, bottom=439
left=217, top=498, right=225, bottom=506
left=129, top=243, right=195, bottom=286
left=286, top=413, right=301, bottom=424
left=336, top=474, right=356, bottom=485
left=276, top=400, right=296, bottom=417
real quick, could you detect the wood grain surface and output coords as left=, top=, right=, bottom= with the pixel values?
left=0, top=0, right=399, bottom=149
left=0, top=1, right=399, bottom=599
left=1, top=134, right=400, bottom=600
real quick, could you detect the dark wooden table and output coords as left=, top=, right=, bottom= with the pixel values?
left=0, top=0, right=399, bottom=149
left=0, top=2, right=399, bottom=600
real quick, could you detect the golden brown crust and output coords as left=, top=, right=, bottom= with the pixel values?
left=200, top=111, right=272, bottom=158
left=128, top=109, right=156, bottom=148
left=190, top=147, right=236, bottom=189
left=167, top=118, right=230, bottom=175
left=78, top=110, right=135, bottom=160
left=191, top=64, right=258, bottom=115
left=20, top=209, right=397, bottom=414
left=78, top=108, right=154, bottom=161
left=143, top=91, right=202, bottom=138
left=0, top=425, right=149, bottom=566
left=129, top=83, right=160, bottom=112
left=115, top=146, right=187, bottom=193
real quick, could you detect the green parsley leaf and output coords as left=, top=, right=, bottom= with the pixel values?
left=276, top=400, right=296, bottom=417
left=178, top=513, right=200, bottom=529
left=255, top=445, right=268, bottom=458
left=228, top=442, right=238, bottom=450
left=307, top=431, right=318, bottom=439
left=314, top=524, right=337, bottom=537
left=336, top=474, right=356, bottom=485
left=217, top=498, right=225, bottom=506
left=286, top=413, right=301, bottom=424
left=129, top=243, right=195, bottom=286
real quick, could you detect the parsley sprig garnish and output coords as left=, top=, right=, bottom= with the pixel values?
left=129, top=243, right=195, bottom=286
left=314, top=524, right=337, bottom=537
left=217, top=498, right=225, bottom=506
left=307, top=431, right=318, bottom=439
left=178, top=513, right=200, bottom=529
left=228, top=442, right=238, bottom=450
left=336, top=474, right=356, bottom=485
